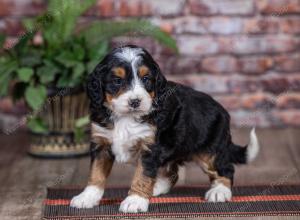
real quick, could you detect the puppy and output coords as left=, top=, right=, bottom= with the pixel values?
left=70, top=45, right=259, bottom=213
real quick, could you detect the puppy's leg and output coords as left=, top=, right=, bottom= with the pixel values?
left=153, top=163, right=178, bottom=196
left=70, top=143, right=114, bottom=208
left=119, top=159, right=155, bottom=213
left=195, top=154, right=233, bottom=202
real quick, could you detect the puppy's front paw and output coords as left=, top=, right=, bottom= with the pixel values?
left=153, top=177, right=171, bottom=196
left=70, top=186, right=104, bottom=208
left=119, top=194, right=149, bottom=213
left=205, top=183, right=232, bottom=202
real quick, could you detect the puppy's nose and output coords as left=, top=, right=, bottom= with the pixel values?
left=129, top=98, right=141, bottom=109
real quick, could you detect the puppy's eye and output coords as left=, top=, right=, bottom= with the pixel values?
left=142, top=75, right=151, bottom=83
left=112, top=77, right=123, bottom=86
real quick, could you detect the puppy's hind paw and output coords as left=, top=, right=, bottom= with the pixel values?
left=205, top=183, right=232, bottom=202
left=119, top=194, right=149, bottom=213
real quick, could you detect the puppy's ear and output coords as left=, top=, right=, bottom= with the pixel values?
left=86, top=62, right=111, bottom=124
left=86, top=64, right=105, bottom=110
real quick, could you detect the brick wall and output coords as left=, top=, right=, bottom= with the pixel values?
left=1, top=0, right=300, bottom=132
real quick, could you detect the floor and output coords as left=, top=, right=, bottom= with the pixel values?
left=0, top=128, right=299, bottom=220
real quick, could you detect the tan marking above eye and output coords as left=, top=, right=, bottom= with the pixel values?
left=138, top=66, right=149, bottom=77
left=112, top=67, right=126, bottom=78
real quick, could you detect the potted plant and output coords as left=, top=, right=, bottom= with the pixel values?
left=0, top=0, right=177, bottom=158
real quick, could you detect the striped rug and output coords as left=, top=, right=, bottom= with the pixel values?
left=43, top=185, right=300, bottom=219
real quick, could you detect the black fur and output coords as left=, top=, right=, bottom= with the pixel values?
left=86, top=45, right=249, bottom=184
left=142, top=82, right=248, bottom=182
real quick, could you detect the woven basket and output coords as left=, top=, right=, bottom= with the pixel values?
left=28, top=87, right=90, bottom=158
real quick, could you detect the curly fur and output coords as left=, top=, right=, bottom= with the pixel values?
left=83, top=45, right=260, bottom=211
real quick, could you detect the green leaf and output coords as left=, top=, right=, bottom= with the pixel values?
left=72, top=43, right=85, bottom=61
left=72, top=63, right=85, bottom=80
left=81, top=20, right=178, bottom=52
left=55, top=51, right=78, bottom=67
left=44, top=0, right=96, bottom=47
left=25, top=85, right=47, bottom=110
left=87, top=41, right=108, bottom=60
left=74, top=127, right=85, bottom=143
left=0, top=34, right=5, bottom=49
left=0, top=60, right=18, bottom=96
left=27, top=117, right=48, bottom=133
left=14, top=32, right=35, bottom=55
left=19, top=50, right=43, bottom=67
left=17, top=67, right=34, bottom=82
left=36, top=63, right=58, bottom=83
left=56, top=71, right=72, bottom=88
left=36, top=66, right=54, bottom=83
left=75, top=115, right=90, bottom=128
left=87, top=60, right=99, bottom=73
left=0, top=72, right=11, bottom=96
left=22, top=18, right=36, bottom=32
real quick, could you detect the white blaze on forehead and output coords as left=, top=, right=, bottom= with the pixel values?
left=116, top=47, right=144, bottom=90
left=115, top=47, right=144, bottom=63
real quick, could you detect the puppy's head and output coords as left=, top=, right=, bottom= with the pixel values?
left=87, top=45, right=166, bottom=118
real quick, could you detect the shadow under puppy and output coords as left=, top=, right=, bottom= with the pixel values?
left=70, top=45, right=260, bottom=213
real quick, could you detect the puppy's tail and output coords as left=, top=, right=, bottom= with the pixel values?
left=229, top=128, right=260, bottom=164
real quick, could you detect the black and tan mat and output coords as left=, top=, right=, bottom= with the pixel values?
left=43, top=185, right=300, bottom=219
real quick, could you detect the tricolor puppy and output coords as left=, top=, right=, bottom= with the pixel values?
left=70, top=45, right=260, bottom=213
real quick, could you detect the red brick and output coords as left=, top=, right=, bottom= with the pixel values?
left=0, top=20, right=5, bottom=33
left=227, top=36, right=299, bottom=55
left=118, top=0, right=184, bottom=17
left=167, top=74, right=230, bottom=94
left=168, top=73, right=300, bottom=95
left=276, top=93, right=300, bottom=109
left=243, top=18, right=279, bottom=34
left=147, top=0, right=185, bottom=16
left=190, top=0, right=255, bottom=15
left=0, top=0, right=45, bottom=17
left=280, top=17, right=300, bottom=34
left=162, top=56, right=201, bottom=75
left=169, top=16, right=244, bottom=35
left=274, top=110, right=300, bottom=127
left=260, top=73, right=300, bottom=94
left=227, top=75, right=261, bottom=94
left=119, top=0, right=149, bottom=17
left=3, top=18, right=24, bottom=36
left=170, top=17, right=206, bottom=34
left=239, top=56, right=273, bottom=75
left=207, top=17, right=243, bottom=34
left=230, top=110, right=276, bottom=128
left=274, top=53, right=300, bottom=72
left=177, top=36, right=220, bottom=55
left=98, top=0, right=115, bottom=17
left=0, top=98, right=26, bottom=115
left=257, top=0, right=300, bottom=15
left=241, top=93, right=275, bottom=110
left=214, top=96, right=241, bottom=110
left=202, top=56, right=238, bottom=73
left=0, top=0, right=13, bottom=16
left=173, top=17, right=280, bottom=35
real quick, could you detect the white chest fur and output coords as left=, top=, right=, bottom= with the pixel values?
left=91, top=117, right=154, bottom=163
